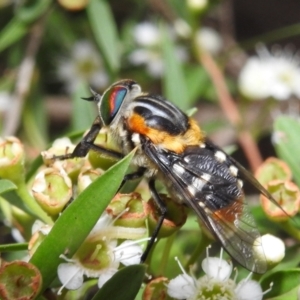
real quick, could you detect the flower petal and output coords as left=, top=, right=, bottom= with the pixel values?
left=57, top=263, right=84, bottom=290
left=167, top=274, right=196, bottom=299
left=235, top=279, right=263, bottom=300
left=114, top=240, right=143, bottom=266
left=202, top=257, right=232, bottom=281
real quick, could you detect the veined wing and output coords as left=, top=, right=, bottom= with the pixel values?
left=142, top=140, right=266, bottom=273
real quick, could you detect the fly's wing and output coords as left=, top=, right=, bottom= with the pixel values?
left=204, top=140, right=287, bottom=214
left=142, top=140, right=267, bottom=273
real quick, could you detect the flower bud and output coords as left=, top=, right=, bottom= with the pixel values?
left=0, top=136, right=25, bottom=184
left=143, top=277, right=169, bottom=300
left=41, top=137, right=88, bottom=182
left=260, top=179, right=300, bottom=221
left=254, top=234, right=285, bottom=268
left=0, top=260, right=42, bottom=299
left=147, top=195, right=187, bottom=238
left=106, top=193, right=148, bottom=228
left=28, top=220, right=52, bottom=256
left=32, top=166, right=72, bottom=216
left=187, top=0, right=208, bottom=13
left=58, top=0, right=88, bottom=11
left=255, top=157, right=292, bottom=185
left=88, top=130, right=120, bottom=170
left=77, top=167, right=104, bottom=194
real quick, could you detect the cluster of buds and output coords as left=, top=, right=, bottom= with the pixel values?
left=28, top=131, right=188, bottom=294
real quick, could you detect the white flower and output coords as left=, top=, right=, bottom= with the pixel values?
left=133, top=22, right=160, bottom=47
left=167, top=248, right=271, bottom=300
left=195, top=27, right=223, bottom=55
left=128, top=22, right=188, bottom=78
left=57, top=212, right=147, bottom=294
left=239, top=44, right=300, bottom=100
left=58, top=40, right=108, bottom=92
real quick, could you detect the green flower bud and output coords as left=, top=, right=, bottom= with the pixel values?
left=148, top=195, right=187, bottom=238
left=77, top=167, right=104, bottom=194
left=0, top=260, right=42, bottom=299
left=88, top=130, right=120, bottom=170
left=32, top=166, right=72, bottom=216
left=106, top=193, right=148, bottom=228
left=0, top=136, right=25, bottom=184
left=41, top=137, right=88, bottom=182
left=187, top=0, right=208, bottom=13
left=255, top=157, right=292, bottom=185
left=260, top=179, right=300, bottom=221
left=28, top=221, right=52, bottom=256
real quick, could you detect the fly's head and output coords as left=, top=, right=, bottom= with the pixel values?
left=97, top=79, right=142, bottom=127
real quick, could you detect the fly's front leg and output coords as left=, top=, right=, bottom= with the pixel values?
left=141, top=179, right=167, bottom=263
left=117, top=167, right=146, bottom=192
left=52, top=116, right=123, bottom=161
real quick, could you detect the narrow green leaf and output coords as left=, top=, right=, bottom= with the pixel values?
left=87, top=0, right=120, bottom=74
left=30, top=150, right=135, bottom=292
left=0, top=179, right=17, bottom=194
left=0, top=243, right=28, bottom=252
left=71, top=81, right=97, bottom=131
left=0, top=19, right=28, bottom=53
left=273, top=116, right=300, bottom=186
left=16, top=0, right=52, bottom=23
left=92, top=265, right=146, bottom=300
left=185, top=65, right=211, bottom=105
left=161, top=23, right=189, bottom=111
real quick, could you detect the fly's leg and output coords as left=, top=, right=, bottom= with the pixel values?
left=118, top=167, right=146, bottom=192
left=141, top=179, right=167, bottom=263
left=52, top=116, right=123, bottom=161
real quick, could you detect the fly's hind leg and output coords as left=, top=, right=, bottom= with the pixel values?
left=141, top=179, right=167, bottom=263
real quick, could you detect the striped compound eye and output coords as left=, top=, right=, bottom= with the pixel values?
left=99, top=85, right=128, bottom=125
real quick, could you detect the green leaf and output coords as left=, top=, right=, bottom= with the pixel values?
left=30, top=150, right=135, bottom=293
left=16, top=0, right=52, bottom=23
left=161, top=23, right=189, bottom=111
left=0, top=243, right=28, bottom=252
left=260, top=269, right=300, bottom=298
left=0, top=179, right=17, bottom=194
left=273, top=116, right=300, bottom=186
left=92, top=265, right=146, bottom=300
left=267, top=286, right=300, bottom=300
left=87, top=0, right=120, bottom=74
left=71, top=81, right=97, bottom=132
left=0, top=19, right=28, bottom=53
left=185, top=65, right=211, bottom=105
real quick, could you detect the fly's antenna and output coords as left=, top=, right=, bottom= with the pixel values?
left=81, top=88, right=101, bottom=103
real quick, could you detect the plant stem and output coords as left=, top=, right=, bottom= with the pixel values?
left=158, top=233, right=175, bottom=275
left=184, top=231, right=211, bottom=269
left=198, top=50, right=263, bottom=172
